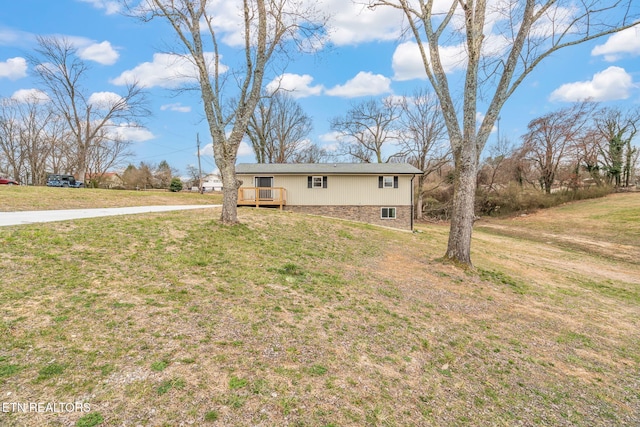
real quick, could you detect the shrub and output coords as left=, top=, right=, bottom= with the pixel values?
left=169, top=177, right=183, bottom=192
left=421, top=185, right=454, bottom=220
left=421, top=183, right=613, bottom=219
left=476, top=184, right=613, bottom=217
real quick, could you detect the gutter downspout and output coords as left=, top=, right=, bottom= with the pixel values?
left=411, top=174, right=415, bottom=231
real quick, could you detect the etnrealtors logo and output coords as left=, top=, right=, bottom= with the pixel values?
left=2, top=401, right=91, bottom=413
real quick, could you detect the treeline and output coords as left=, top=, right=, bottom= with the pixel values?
left=0, top=36, right=147, bottom=186
left=427, top=103, right=639, bottom=218
left=246, top=93, right=638, bottom=218
left=118, top=160, right=181, bottom=190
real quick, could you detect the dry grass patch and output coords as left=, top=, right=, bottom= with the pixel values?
left=0, top=201, right=638, bottom=426
left=476, top=192, right=640, bottom=262
left=0, top=185, right=221, bottom=212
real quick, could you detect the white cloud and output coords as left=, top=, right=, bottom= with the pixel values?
left=0, top=57, right=27, bottom=80
left=481, top=32, right=512, bottom=58
left=160, top=103, right=191, bottom=113
left=200, top=143, right=214, bottom=157
left=392, top=42, right=467, bottom=81
left=122, top=0, right=403, bottom=51
left=11, top=89, right=50, bottom=103
left=108, top=123, right=154, bottom=142
left=88, top=91, right=125, bottom=109
left=111, top=52, right=225, bottom=88
left=325, top=71, right=392, bottom=98
left=196, top=0, right=403, bottom=48
left=322, top=142, right=340, bottom=152
left=318, top=132, right=341, bottom=152
left=265, top=73, right=324, bottom=98
left=549, top=66, right=635, bottom=102
left=54, top=36, right=120, bottom=65
left=319, top=131, right=340, bottom=143
left=322, top=0, right=404, bottom=46
left=529, top=5, right=578, bottom=39
left=203, top=1, right=248, bottom=47
left=78, top=41, right=119, bottom=65
left=238, top=141, right=253, bottom=156
left=592, top=26, right=640, bottom=62
left=77, top=0, right=121, bottom=15
left=200, top=141, right=252, bottom=158
left=0, top=28, right=33, bottom=46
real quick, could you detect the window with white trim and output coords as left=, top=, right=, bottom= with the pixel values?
left=378, top=176, right=398, bottom=188
left=307, top=176, right=328, bottom=188
left=381, top=207, right=396, bottom=219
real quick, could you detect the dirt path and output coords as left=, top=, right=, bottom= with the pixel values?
left=476, top=221, right=640, bottom=264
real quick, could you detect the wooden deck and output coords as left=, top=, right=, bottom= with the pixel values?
left=237, top=187, right=287, bottom=209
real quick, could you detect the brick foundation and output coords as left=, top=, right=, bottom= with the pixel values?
left=283, top=205, right=413, bottom=230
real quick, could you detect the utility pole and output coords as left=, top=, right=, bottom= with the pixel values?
left=197, top=133, right=203, bottom=194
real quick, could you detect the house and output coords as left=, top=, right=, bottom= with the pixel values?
left=235, top=163, right=423, bottom=230
left=198, top=173, right=223, bottom=192
left=83, top=172, right=124, bottom=189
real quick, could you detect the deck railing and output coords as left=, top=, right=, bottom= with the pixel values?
left=238, top=187, right=287, bottom=209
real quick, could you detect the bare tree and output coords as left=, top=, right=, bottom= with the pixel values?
left=85, top=129, right=134, bottom=187
left=126, top=0, right=324, bottom=224
left=575, top=128, right=604, bottom=187
left=17, top=97, right=58, bottom=185
left=185, top=164, right=201, bottom=185
left=0, top=98, right=26, bottom=182
left=367, top=0, right=639, bottom=265
left=247, top=97, right=273, bottom=164
left=331, top=97, right=402, bottom=163
left=522, top=102, right=596, bottom=194
left=30, top=36, right=148, bottom=183
left=290, top=142, right=329, bottom=163
left=46, top=117, right=74, bottom=177
left=397, top=89, right=450, bottom=218
left=247, top=92, right=313, bottom=163
left=478, top=137, right=517, bottom=193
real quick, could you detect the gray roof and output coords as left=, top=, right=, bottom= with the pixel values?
left=235, top=163, right=422, bottom=175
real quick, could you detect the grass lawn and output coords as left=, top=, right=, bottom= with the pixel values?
left=0, top=189, right=638, bottom=426
left=0, top=186, right=221, bottom=212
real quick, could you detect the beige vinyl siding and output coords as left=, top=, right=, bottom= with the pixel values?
left=237, top=174, right=413, bottom=206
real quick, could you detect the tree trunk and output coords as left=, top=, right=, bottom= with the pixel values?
left=445, top=149, right=478, bottom=265
left=213, top=134, right=241, bottom=225
left=624, top=140, right=633, bottom=187
left=219, top=165, right=240, bottom=224
left=78, top=157, right=87, bottom=184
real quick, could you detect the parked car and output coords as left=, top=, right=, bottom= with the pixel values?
left=0, top=177, right=19, bottom=185
left=46, top=174, right=84, bottom=188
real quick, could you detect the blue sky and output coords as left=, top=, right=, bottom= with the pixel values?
left=1, top=0, right=639, bottom=176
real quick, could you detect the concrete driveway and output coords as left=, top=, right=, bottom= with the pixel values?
left=0, top=205, right=222, bottom=227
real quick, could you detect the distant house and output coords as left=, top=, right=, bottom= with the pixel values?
left=84, top=172, right=124, bottom=189
left=235, top=163, right=422, bottom=230
left=200, top=173, right=223, bottom=192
